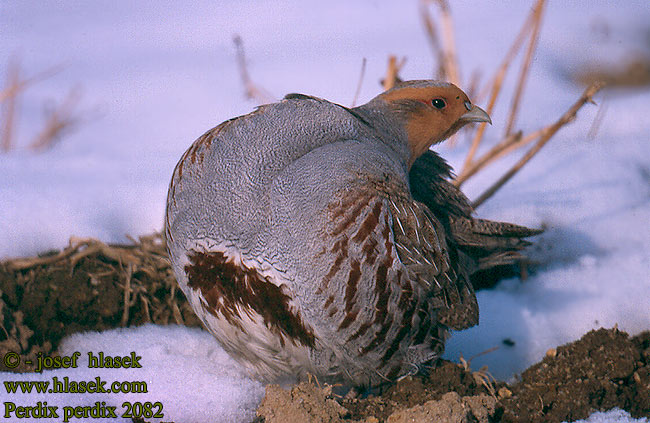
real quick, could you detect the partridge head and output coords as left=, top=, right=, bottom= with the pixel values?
left=165, top=80, right=538, bottom=387
left=371, top=81, right=491, bottom=164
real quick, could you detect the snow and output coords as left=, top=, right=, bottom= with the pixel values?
left=576, top=410, right=649, bottom=423
left=1, top=1, right=649, bottom=422
left=2, top=326, right=264, bottom=423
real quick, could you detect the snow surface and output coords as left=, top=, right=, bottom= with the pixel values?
left=2, top=326, right=264, bottom=423
left=576, top=410, right=649, bottom=423
left=1, top=1, right=649, bottom=422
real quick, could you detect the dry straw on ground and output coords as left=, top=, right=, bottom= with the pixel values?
left=4, top=234, right=192, bottom=328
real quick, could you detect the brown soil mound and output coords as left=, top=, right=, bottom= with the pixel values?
left=1, top=236, right=648, bottom=422
left=331, top=328, right=649, bottom=422
left=0, top=235, right=201, bottom=373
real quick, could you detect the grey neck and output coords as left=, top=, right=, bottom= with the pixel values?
left=351, top=98, right=413, bottom=173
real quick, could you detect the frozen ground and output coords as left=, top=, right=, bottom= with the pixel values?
left=1, top=1, right=649, bottom=422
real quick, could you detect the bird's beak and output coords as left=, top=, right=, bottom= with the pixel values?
left=460, top=104, right=491, bottom=125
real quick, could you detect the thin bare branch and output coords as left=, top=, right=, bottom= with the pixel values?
left=28, top=88, right=83, bottom=152
left=351, top=57, right=367, bottom=107
left=0, top=64, right=63, bottom=104
left=121, top=264, right=134, bottom=327
left=503, top=0, right=546, bottom=137
left=420, top=0, right=446, bottom=80
left=383, top=55, right=406, bottom=91
left=471, top=81, right=605, bottom=208
left=232, top=35, right=275, bottom=104
left=435, top=0, right=459, bottom=85
left=455, top=126, right=552, bottom=186
left=455, top=131, right=523, bottom=185
left=4, top=237, right=141, bottom=271
left=459, top=6, right=535, bottom=175
left=475, top=13, right=535, bottom=103
left=420, top=0, right=459, bottom=85
left=1, top=58, right=20, bottom=152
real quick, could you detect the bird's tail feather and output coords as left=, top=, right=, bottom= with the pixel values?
left=450, top=216, right=542, bottom=271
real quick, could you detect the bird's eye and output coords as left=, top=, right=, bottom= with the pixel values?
left=431, top=98, right=446, bottom=109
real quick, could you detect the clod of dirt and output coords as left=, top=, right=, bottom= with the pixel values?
left=339, top=329, right=649, bottom=422
left=386, top=391, right=496, bottom=423
left=501, top=328, right=650, bottom=422
left=256, top=381, right=499, bottom=423
left=342, top=361, right=502, bottom=421
left=256, top=382, right=348, bottom=423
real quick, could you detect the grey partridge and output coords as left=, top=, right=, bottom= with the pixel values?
left=165, top=80, right=541, bottom=386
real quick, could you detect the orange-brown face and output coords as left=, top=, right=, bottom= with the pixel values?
left=380, top=84, right=490, bottom=166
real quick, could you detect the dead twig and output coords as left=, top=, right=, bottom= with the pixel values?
left=1, top=58, right=21, bottom=152
left=140, top=294, right=152, bottom=323
left=5, top=237, right=141, bottom=271
left=28, top=88, right=83, bottom=152
left=1, top=56, right=83, bottom=153
left=459, top=348, right=499, bottom=398
left=350, top=58, right=367, bottom=107
left=503, top=0, right=546, bottom=137
left=471, top=81, right=605, bottom=208
left=420, top=0, right=459, bottom=85
left=121, top=264, right=134, bottom=327
left=382, top=55, right=406, bottom=91
left=458, top=5, right=536, bottom=178
left=232, top=35, right=275, bottom=104
left=420, top=0, right=446, bottom=81
left=457, top=126, right=554, bottom=186
left=456, top=131, right=524, bottom=186
left=435, top=0, right=459, bottom=86
left=0, top=63, right=63, bottom=104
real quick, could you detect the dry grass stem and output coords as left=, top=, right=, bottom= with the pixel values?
left=420, top=0, right=459, bottom=85
left=420, top=0, right=445, bottom=80
left=140, top=294, right=152, bottom=323
left=492, top=128, right=544, bottom=162
left=0, top=64, right=62, bottom=104
left=457, top=127, right=554, bottom=186
left=5, top=236, right=144, bottom=271
left=1, top=56, right=80, bottom=153
left=471, top=81, right=605, bottom=208
left=460, top=5, right=537, bottom=174
left=456, top=131, right=523, bottom=185
left=1, top=59, right=20, bottom=152
left=435, top=0, right=459, bottom=85
left=28, top=89, right=83, bottom=152
left=350, top=57, right=367, bottom=107
left=503, top=0, right=546, bottom=137
left=383, top=55, right=406, bottom=91
left=233, top=35, right=276, bottom=104
left=121, top=264, right=134, bottom=327
left=474, top=9, right=535, bottom=104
